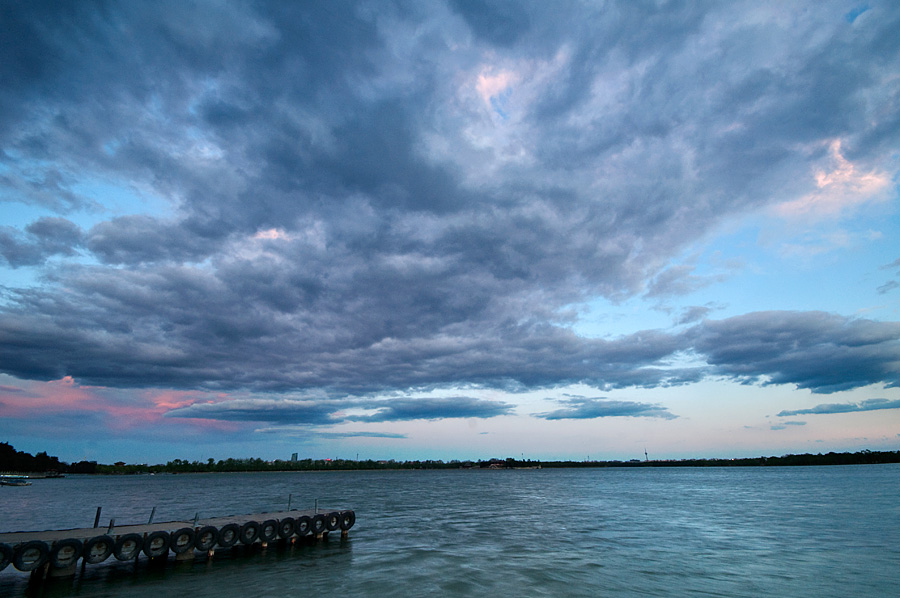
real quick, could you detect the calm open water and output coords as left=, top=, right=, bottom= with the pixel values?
left=1, top=465, right=897, bottom=597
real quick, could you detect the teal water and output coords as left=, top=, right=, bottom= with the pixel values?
left=1, top=465, right=898, bottom=597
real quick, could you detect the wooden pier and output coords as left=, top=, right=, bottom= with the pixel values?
left=0, top=508, right=355, bottom=579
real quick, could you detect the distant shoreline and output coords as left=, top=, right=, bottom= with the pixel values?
left=3, top=443, right=898, bottom=475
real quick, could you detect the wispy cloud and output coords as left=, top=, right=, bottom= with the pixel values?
left=166, top=396, right=513, bottom=424
left=771, top=421, right=807, bottom=430
left=778, top=398, right=900, bottom=417
left=344, top=397, right=514, bottom=422
left=877, top=280, right=899, bottom=295
left=534, top=396, right=677, bottom=420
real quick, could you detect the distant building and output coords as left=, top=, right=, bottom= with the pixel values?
left=291, top=452, right=298, bottom=462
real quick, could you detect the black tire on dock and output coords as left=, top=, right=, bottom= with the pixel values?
left=295, top=515, right=311, bottom=537
left=310, top=514, right=327, bottom=535
left=217, top=523, right=240, bottom=548
left=170, top=528, right=195, bottom=554
left=339, top=510, right=356, bottom=531
left=142, top=531, right=170, bottom=558
left=49, top=538, right=83, bottom=569
left=0, top=543, right=13, bottom=572
left=239, top=521, right=260, bottom=545
left=83, top=535, right=114, bottom=564
left=277, top=517, right=295, bottom=539
left=12, top=540, right=49, bottom=572
left=194, top=526, right=218, bottom=551
left=325, top=511, right=341, bottom=532
left=259, top=519, right=278, bottom=542
left=113, top=533, right=143, bottom=561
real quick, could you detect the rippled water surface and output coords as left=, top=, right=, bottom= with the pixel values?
left=1, top=465, right=898, bottom=597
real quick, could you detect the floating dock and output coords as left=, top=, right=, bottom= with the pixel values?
left=0, top=508, right=355, bottom=579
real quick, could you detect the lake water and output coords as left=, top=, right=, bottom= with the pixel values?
left=1, top=465, right=898, bottom=597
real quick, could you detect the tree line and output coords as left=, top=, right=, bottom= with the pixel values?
left=2, top=442, right=898, bottom=475
left=540, top=450, right=900, bottom=468
left=0, top=442, right=98, bottom=474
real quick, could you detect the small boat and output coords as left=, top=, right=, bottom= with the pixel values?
left=0, top=475, right=32, bottom=486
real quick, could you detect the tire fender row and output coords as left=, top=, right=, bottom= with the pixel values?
left=0, top=510, right=355, bottom=572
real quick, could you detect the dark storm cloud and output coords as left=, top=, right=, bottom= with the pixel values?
left=686, top=311, right=900, bottom=393
left=0, top=217, right=82, bottom=267
left=535, top=396, right=677, bottom=420
left=777, top=398, right=900, bottom=417
left=0, top=1, right=898, bottom=410
left=86, top=216, right=216, bottom=265
left=166, top=396, right=512, bottom=424
left=165, top=398, right=344, bottom=425
left=449, top=0, right=532, bottom=47
left=0, top=165, right=95, bottom=213
left=2, top=1, right=892, bottom=269
left=0, top=268, right=701, bottom=392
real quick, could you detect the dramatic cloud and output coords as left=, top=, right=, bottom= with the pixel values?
left=2, top=296, right=895, bottom=398
left=0, top=2, right=898, bottom=459
left=164, top=398, right=348, bottom=426
left=686, top=312, right=900, bottom=393
left=0, top=217, right=83, bottom=267
left=535, top=396, right=677, bottom=420
left=778, top=398, right=900, bottom=417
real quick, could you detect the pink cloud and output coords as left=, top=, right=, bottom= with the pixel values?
left=0, top=376, right=243, bottom=434
left=776, top=139, right=891, bottom=218
left=253, top=227, right=290, bottom=240
left=476, top=68, right=517, bottom=108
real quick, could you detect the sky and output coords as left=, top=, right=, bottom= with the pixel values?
left=1, top=0, right=899, bottom=465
